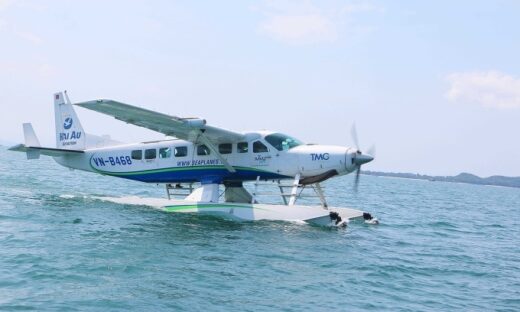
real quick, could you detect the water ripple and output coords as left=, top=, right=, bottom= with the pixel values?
left=0, top=148, right=519, bottom=311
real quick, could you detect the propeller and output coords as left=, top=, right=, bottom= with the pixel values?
left=367, top=145, right=376, bottom=158
left=350, top=124, right=375, bottom=192
left=351, top=124, right=360, bottom=150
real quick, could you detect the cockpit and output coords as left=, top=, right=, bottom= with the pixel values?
left=264, top=133, right=304, bottom=151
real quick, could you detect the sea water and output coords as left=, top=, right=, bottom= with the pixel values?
left=0, top=147, right=518, bottom=311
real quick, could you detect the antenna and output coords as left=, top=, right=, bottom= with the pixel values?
left=63, top=90, right=72, bottom=104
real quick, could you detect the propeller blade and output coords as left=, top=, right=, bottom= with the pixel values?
left=351, top=124, right=360, bottom=150
left=367, top=144, right=376, bottom=158
left=354, top=167, right=361, bottom=192
left=349, top=123, right=375, bottom=192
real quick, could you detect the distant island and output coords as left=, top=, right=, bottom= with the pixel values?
left=362, top=171, right=520, bottom=189
left=0, top=140, right=14, bottom=147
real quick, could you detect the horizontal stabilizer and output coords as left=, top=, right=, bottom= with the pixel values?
left=9, top=144, right=84, bottom=158
left=23, top=123, right=41, bottom=147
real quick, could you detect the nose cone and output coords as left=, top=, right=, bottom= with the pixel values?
left=353, top=153, right=374, bottom=166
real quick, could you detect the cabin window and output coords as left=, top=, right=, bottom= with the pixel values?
left=145, top=149, right=157, bottom=160
left=174, top=146, right=188, bottom=157
left=237, top=142, right=248, bottom=153
left=197, top=144, right=211, bottom=156
left=131, top=150, right=142, bottom=160
left=218, top=143, right=232, bottom=154
left=253, top=141, right=269, bottom=153
left=159, top=147, right=172, bottom=159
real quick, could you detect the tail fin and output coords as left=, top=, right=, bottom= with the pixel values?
left=54, top=91, right=85, bottom=150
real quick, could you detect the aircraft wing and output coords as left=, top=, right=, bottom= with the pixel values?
left=74, top=100, right=245, bottom=144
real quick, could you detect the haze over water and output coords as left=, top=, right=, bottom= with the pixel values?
left=0, top=147, right=518, bottom=311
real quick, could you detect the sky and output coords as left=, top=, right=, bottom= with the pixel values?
left=1, top=0, right=519, bottom=177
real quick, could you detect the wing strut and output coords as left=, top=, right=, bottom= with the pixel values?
left=197, top=131, right=236, bottom=173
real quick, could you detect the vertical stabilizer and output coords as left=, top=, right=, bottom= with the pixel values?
left=54, top=91, right=86, bottom=150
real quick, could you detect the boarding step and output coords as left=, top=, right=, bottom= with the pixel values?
left=165, top=183, right=196, bottom=200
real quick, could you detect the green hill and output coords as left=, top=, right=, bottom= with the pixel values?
left=363, top=171, right=520, bottom=188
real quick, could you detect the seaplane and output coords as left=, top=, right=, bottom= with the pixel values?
left=9, top=91, right=378, bottom=227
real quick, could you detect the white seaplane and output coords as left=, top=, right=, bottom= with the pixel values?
left=10, top=91, right=377, bottom=227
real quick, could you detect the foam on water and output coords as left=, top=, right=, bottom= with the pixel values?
left=1, top=147, right=519, bottom=311
left=59, top=194, right=77, bottom=199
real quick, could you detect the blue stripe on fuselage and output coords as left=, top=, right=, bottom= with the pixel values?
left=103, top=168, right=289, bottom=184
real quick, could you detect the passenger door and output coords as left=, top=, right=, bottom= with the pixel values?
left=250, top=140, right=272, bottom=167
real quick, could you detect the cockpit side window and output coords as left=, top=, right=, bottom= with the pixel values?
left=237, top=142, right=248, bottom=153
left=265, top=133, right=304, bottom=151
left=253, top=141, right=269, bottom=153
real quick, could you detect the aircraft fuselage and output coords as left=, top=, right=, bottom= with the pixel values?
left=54, top=132, right=361, bottom=185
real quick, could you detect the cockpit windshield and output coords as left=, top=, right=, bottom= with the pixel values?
left=264, top=133, right=304, bottom=151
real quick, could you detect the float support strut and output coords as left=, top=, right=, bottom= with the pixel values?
left=288, top=173, right=301, bottom=206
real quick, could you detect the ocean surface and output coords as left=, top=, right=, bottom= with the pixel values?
left=0, top=146, right=518, bottom=311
